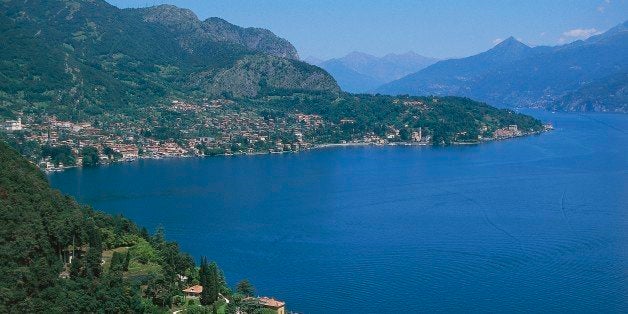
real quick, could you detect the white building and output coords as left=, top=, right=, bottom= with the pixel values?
left=3, top=118, right=22, bottom=131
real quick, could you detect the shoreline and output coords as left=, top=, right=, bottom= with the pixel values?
left=44, top=130, right=549, bottom=173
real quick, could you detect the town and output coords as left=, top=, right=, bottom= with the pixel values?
left=1, top=96, right=549, bottom=172
left=1, top=98, right=432, bottom=171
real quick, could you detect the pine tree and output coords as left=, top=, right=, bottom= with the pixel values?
left=236, top=279, right=255, bottom=297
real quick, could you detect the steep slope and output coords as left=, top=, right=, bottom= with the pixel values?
left=377, top=37, right=533, bottom=97
left=377, top=22, right=628, bottom=112
left=0, top=139, right=211, bottom=312
left=548, top=72, right=628, bottom=112
left=0, top=140, right=128, bottom=311
left=0, top=0, right=338, bottom=110
left=134, top=5, right=299, bottom=59
left=318, top=51, right=437, bottom=93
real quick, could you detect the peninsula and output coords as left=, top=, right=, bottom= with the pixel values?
left=0, top=0, right=547, bottom=171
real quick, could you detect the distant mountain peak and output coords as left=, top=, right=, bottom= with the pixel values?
left=136, top=5, right=298, bottom=59
left=303, top=56, right=324, bottom=65
left=484, top=36, right=532, bottom=61
left=493, top=36, right=529, bottom=49
left=344, top=51, right=378, bottom=60
left=318, top=50, right=439, bottom=92
left=376, top=20, right=628, bottom=113
left=144, top=4, right=200, bottom=22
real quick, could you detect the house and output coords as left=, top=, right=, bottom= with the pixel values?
left=182, top=285, right=203, bottom=299
left=411, top=128, right=422, bottom=142
left=258, top=297, right=286, bottom=314
left=2, top=118, right=22, bottom=131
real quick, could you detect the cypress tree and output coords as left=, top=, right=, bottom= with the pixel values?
left=85, top=221, right=103, bottom=278
left=199, top=257, right=211, bottom=305
left=208, top=261, right=219, bottom=303
left=123, top=250, right=130, bottom=271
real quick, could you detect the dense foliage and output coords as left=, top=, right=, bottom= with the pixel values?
left=0, top=141, right=249, bottom=312
left=241, top=93, right=544, bottom=145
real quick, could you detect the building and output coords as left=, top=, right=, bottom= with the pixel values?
left=411, top=127, right=422, bottom=142
left=258, top=297, right=286, bottom=314
left=3, top=118, right=22, bottom=131
left=182, top=285, right=203, bottom=299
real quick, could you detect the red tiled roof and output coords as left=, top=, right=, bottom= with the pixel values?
left=259, top=297, right=285, bottom=308
left=182, top=285, right=203, bottom=294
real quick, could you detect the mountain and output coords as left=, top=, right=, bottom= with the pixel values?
left=376, top=22, right=628, bottom=112
left=0, top=0, right=338, bottom=109
left=303, top=56, right=324, bottom=66
left=548, top=72, right=628, bottom=112
left=135, top=5, right=299, bottom=59
left=317, top=58, right=385, bottom=93
left=317, top=51, right=438, bottom=93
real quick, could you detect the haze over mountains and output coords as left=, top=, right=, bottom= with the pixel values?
left=376, top=21, right=628, bottom=112
left=306, top=52, right=438, bottom=93
left=0, top=0, right=625, bottom=113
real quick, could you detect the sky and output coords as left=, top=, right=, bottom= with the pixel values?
left=106, top=0, right=628, bottom=60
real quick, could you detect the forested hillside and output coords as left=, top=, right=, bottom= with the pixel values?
left=0, top=0, right=338, bottom=112
left=0, top=141, right=266, bottom=313
left=548, top=72, right=628, bottom=112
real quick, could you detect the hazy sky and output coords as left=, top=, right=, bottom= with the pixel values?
left=106, top=0, right=628, bottom=60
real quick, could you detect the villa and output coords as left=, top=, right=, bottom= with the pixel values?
left=258, top=297, right=286, bottom=314
left=182, top=285, right=203, bottom=299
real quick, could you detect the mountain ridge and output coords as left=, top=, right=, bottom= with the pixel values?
left=376, top=22, right=628, bottom=112
left=313, top=51, right=438, bottom=93
left=134, top=5, right=299, bottom=59
left=0, top=0, right=338, bottom=108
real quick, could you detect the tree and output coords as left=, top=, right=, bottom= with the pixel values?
left=199, top=257, right=220, bottom=306
left=399, top=128, right=411, bottom=141
left=236, top=279, right=255, bottom=297
left=123, top=250, right=130, bottom=271
left=69, top=257, right=82, bottom=279
left=199, top=257, right=211, bottom=305
left=81, top=146, right=100, bottom=167
left=140, top=227, right=150, bottom=240
left=110, top=251, right=125, bottom=272
left=145, top=277, right=174, bottom=308
left=103, top=145, right=122, bottom=160
left=85, top=222, right=103, bottom=278
left=207, top=262, right=220, bottom=304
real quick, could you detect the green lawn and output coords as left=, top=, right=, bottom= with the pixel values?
left=102, top=246, right=162, bottom=279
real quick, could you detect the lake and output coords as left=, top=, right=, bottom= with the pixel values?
left=49, top=111, right=628, bottom=313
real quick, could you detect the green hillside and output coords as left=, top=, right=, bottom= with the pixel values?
left=0, top=140, right=218, bottom=312
left=0, top=0, right=338, bottom=113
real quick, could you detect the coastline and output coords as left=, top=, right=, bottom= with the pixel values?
left=44, top=129, right=549, bottom=173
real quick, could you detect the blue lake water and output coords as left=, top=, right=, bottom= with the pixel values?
left=49, top=111, right=627, bottom=313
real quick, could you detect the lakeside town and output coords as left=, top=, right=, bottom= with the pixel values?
left=1, top=97, right=551, bottom=172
